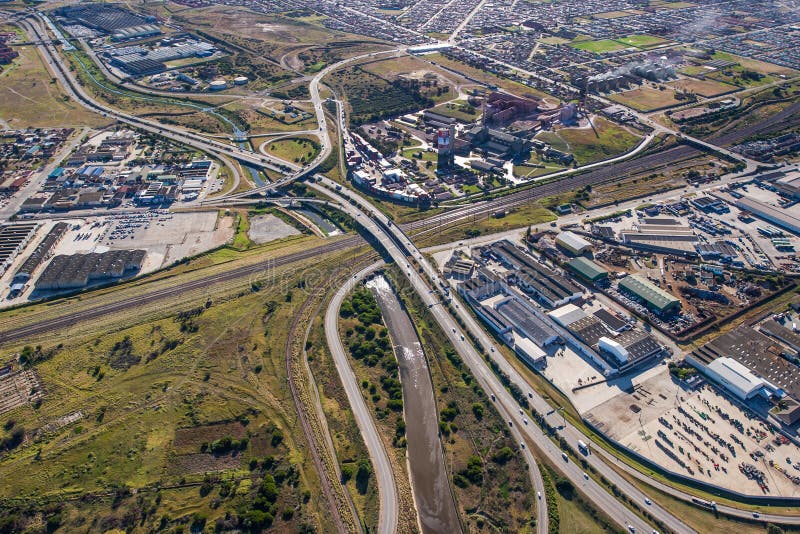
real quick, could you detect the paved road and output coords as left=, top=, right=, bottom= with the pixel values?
left=367, top=274, right=461, bottom=534
left=326, top=263, right=399, bottom=534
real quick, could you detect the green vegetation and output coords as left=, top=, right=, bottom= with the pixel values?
left=339, top=286, right=417, bottom=529
left=570, top=39, right=628, bottom=54
left=615, top=34, right=671, bottom=49
left=413, top=203, right=555, bottom=246
left=0, top=256, right=358, bottom=531
left=330, top=65, right=433, bottom=125
left=431, top=100, right=479, bottom=122
left=0, top=25, right=108, bottom=128
left=265, top=136, right=321, bottom=164
left=555, top=117, right=642, bottom=165
left=609, top=85, right=683, bottom=112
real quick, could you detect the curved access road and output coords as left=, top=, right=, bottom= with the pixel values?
left=326, top=263, right=399, bottom=534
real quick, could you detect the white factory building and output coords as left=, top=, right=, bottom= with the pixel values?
left=704, top=357, right=778, bottom=400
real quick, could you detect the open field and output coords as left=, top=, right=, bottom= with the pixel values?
left=609, top=85, right=683, bottom=111
left=329, top=65, right=434, bottom=125
left=264, top=136, right=321, bottom=165
left=570, top=39, right=628, bottom=54
left=431, top=99, right=480, bottom=121
left=0, top=26, right=109, bottom=128
left=0, top=250, right=369, bottom=532
left=412, top=203, right=555, bottom=245
left=423, top=53, right=555, bottom=103
left=359, top=55, right=467, bottom=105
left=544, top=117, right=642, bottom=165
left=665, top=77, right=738, bottom=97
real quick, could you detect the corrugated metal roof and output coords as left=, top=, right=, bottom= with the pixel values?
left=567, top=257, right=608, bottom=281
left=618, top=275, right=680, bottom=311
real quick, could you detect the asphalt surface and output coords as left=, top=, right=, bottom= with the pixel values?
left=367, top=274, right=461, bottom=534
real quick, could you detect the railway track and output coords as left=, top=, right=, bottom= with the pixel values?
left=0, top=236, right=363, bottom=345
left=285, top=283, right=355, bottom=534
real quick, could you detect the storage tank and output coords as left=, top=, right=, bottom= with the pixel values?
left=233, top=76, right=249, bottom=85
left=209, top=79, right=227, bottom=91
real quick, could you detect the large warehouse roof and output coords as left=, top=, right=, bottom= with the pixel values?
left=556, top=231, right=592, bottom=253
left=618, top=275, right=681, bottom=313
left=566, top=257, right=608, bottom=281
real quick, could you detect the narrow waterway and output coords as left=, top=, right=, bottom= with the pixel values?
left=366, top=275, right=461, bottom=534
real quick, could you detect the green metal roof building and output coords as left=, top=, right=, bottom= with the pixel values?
left=566, top=257, right=608, bottom=282
left=618, top=275, right=681, bottom=315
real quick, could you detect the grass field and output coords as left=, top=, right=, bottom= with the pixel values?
left=665, top=77, right=738, bottom=97
left=609, top=85, right=683, bottom=111
left=431, top=100, right=480, bottom=122
left=570, top=39, right=628, bottom=54
left=698, top=51, right=800, bottom=89
left=0, top=27, right=108, bottom=128
left=360, top=55, right=467, bottom=105
left=424, top=53, right=554, bottom=103
left=329, top=65, right=434, bottom=125
left=412, top=202, right=555, bottom=245
left=264, top=136, right=321, bottom=164
left=534, top=117, right=641, bottom=166
left=615, top=34, right=671, bottom=49
left=0, top=249, right=368, bottom=532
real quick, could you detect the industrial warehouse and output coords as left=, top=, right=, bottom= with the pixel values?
left=618, top=274, right=682, bottom=316
left=688, top=322, right=800, bottom=426
left=453, top=239, right=666, bottom=375
left=35, top=249, right=146, bottom=291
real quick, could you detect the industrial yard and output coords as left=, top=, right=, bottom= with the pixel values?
left=0, top=211, right=233, bottom=304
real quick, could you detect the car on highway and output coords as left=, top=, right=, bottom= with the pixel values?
left=523, top=418, right=528, bottom=425
left=537, top=491, right=541, bottom=499
left=508, top=420, right=513, bottom=427
left=561, top=452, right=568, bottom=462
left=490, top=394, right=495, bottom=401
left=644, top=498, right=651, bottom=506
left=583, top=472, right=588, bottom=480
left=753, top=512, right=760, bottom=518
left=520, top=442, right=525, bottom=449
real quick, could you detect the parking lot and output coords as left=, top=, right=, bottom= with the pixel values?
left=587, top=376, right=800, bottom=497
left=0, top=211, right=233, bottom=305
